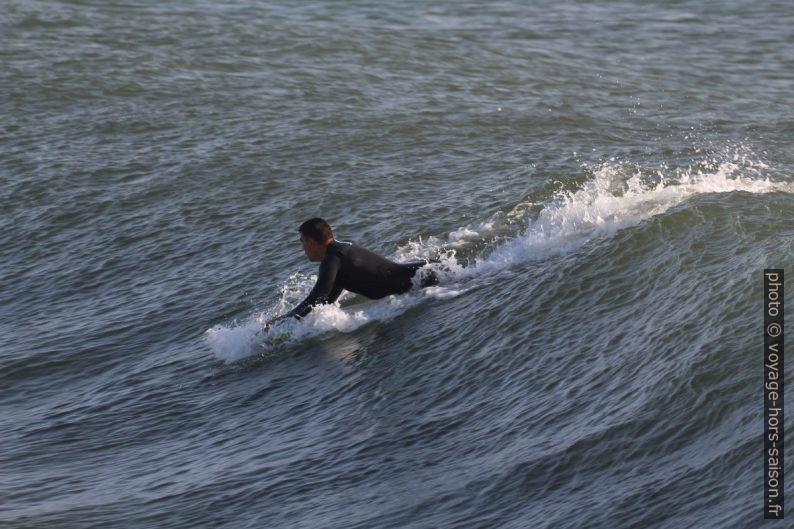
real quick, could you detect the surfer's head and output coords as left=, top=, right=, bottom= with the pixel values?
left=298, top=218, right=334, bottom=262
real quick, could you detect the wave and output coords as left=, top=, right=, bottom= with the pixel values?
left=205, top=283, right=467, bottom=363
left=206, top=144, right=790, bottom=363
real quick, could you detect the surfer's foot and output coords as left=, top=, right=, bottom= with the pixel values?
left=419, top=268, right=439, bottom=287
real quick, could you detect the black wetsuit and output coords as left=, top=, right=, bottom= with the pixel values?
left=284, top=239, right=438, bottom=319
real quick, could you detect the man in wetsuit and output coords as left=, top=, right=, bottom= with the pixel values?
left=263, top=218, right=438, bottom=331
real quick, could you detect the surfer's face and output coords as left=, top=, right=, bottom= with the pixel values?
left=300, top=235, right=324, bottom=262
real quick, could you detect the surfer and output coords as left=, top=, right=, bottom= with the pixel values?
left=263, top=218, right=439, bottom=331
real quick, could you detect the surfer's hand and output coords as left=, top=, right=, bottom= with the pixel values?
left=263, top=317, right=282, bottom=333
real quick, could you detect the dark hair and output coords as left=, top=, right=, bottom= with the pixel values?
left=299, top=218, right=333, bottom=243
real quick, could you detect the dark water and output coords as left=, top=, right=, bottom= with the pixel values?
left=1, top=1, right=793, bottom=527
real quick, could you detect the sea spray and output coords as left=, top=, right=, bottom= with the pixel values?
left=207, top=146, right=788, bottom=363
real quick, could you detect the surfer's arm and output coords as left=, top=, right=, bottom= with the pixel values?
left=272, top=253, right=343, bottom=324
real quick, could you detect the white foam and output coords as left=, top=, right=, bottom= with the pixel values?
left=471, top=154, right=788, bottom=273
left=205, top=283, right=466, bottom=364
left=205, top=319, right=264, bottom=364
left=206, top=147, right=789, bottom=363
left=447, top=221, right=495, bottom=244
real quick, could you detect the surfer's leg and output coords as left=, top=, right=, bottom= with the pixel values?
left=419, top=268, right=439, bottom=287
left=403, top=259, right=440, bottom=288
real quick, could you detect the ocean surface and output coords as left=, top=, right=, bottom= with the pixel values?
left=1, top=0, right=793, bottom=527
